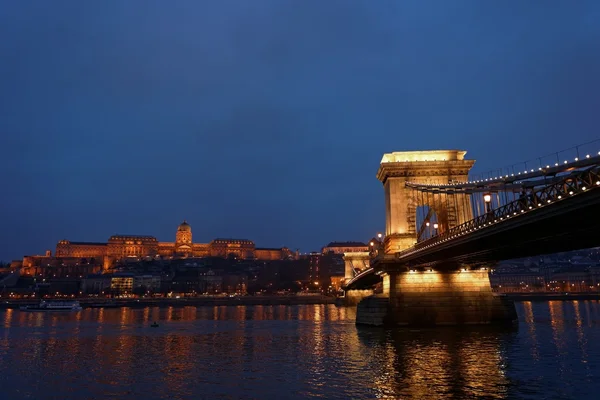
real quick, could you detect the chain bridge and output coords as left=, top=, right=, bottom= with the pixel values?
left=343, top=141, right=600, bottom=327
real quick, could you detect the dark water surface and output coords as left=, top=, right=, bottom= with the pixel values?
left=1, top=301, right=599, bottom=399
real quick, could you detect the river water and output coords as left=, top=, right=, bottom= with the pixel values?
left=0, top=301, right=598, bottom=399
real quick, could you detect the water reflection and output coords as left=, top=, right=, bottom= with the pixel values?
left=549, top=301, right=566, bottom=355
left=0, top=303, right=599, bottom=399
left=522, top=301, right=540, bottom=360
left=2, top=308, right=12, bottom=329
left=512, top=301, right=600, bottom=399
left=356, top=326, right=514, bottom=399
left=572, top=301, right=589, bottom=366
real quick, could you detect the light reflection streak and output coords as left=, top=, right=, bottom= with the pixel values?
left=309, top=305, right=326, bottom=388
left=2, top=308, right=13, bottom=329
left=252, top=305, right=263, bottom=321
left=162, top=332, right=195, bottom=397
left=361, top=327, right=511, bottom=399
left=572, top=301, right=589, bottom=366
left=0, top=310, right=13, bottom=356
left=93, top=309, right=105, bottom=361
left=522, top=301, right=539, bottom=360
left=548, top=300, right=569, bottom=385
left=276, top=305, right=286, bottom=320
left=120, top=307, right=129, bottom=327
left=113, top=315, right=135, bottom=385
left=549, top=301, right=565, bottom=351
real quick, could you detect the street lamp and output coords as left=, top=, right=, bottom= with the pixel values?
left=483, top=193, right=492, bottom=213
left=377, top=233, right=383, bottom=239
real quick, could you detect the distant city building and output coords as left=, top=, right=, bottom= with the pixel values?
left=307, top=252, right=321, bottom=285
left=134, top=275, right=162, bottom=292
left=330, top=275, right=345, bottom=292
left=303, top=251, right=345, bottom=290
left=321, top=241, right=369, bottom=255
left=21, top=256, right=102, bottom=278
left=110, top=273, right=134, bottom=294
left=81, top=274, right=112, bottom=294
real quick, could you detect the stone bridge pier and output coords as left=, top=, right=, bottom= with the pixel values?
left=353, top=150, right=516, bottom=326
left=356, top=267, right=516, bottom=326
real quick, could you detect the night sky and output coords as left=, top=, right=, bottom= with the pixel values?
left=1, top=1, right=599, bottom=262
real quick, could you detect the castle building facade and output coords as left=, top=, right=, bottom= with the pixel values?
left=20, top=221, right=295, bottom=274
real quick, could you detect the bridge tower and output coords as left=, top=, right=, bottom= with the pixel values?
left=377, top=150, right=475, bottom=254
left=346, top=149, right=517, bottom=326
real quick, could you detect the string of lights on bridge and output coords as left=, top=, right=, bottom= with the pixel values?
left=399, top=164, right=600, bottom=258
left=408, top=150, right=600, bottom=188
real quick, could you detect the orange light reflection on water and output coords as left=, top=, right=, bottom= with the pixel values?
left=572, top=301, right=589, bottom=365
left=367, top=328, right=510, bottom=399
left=522, top=301, right=539, bottom=360
left=549, top=301, right=565, bottom=350
left=2, top=308, right=13, bottom=329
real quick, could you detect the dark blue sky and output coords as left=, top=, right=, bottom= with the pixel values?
left=1, top=1, right=599, bottom=261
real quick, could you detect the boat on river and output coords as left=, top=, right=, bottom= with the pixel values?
left=19, top=300, right=82, bottom=312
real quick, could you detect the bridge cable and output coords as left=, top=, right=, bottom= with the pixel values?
left=434, top=190, right=439, bottom=231
left=421, top=192, right=431, bottom=238
left=422, top=189, right=428, bottom=239
left=420, top=189, right=427, bottom=239
left=440, top=191, right=444, bottom=230
left=415, top=186, right=425, bottom=236
left=453, top=190, right=458, bottom=226
left=435, top=190, right=439, bottom=230
left=462, top=190, right=473, bottom=219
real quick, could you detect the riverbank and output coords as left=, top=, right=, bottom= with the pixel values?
left=502, top=293, right=600, bottom=301
left=0, top=295, right=337, bottom=309
left=3, top=293, right=597, bottom=309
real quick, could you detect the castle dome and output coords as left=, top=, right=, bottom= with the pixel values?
left=178, top=220, right=191, bottom=232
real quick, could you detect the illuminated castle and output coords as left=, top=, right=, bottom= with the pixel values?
left=21, top=221, right=295, bottom=274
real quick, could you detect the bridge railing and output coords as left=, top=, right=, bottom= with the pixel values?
left=469, top=138, right=600, bottom=183
left=397, top=165, right=600, bottom=258
left=406, top=152, right=600, bottom=189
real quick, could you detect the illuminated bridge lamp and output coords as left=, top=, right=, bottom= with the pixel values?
left=483, top=193, right=492, bottom=213
left=433, top=223, right=439, bottom=230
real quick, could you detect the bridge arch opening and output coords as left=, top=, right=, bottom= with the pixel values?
left=415, top=205, right=439, bottom=241
left=377, top=150, right=476, bottom=253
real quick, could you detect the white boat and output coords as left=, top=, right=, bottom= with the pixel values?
left=19, top=300, right=82, bottom=312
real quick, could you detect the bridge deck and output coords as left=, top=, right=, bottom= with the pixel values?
left=345, top=169, right=600, bottom=290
